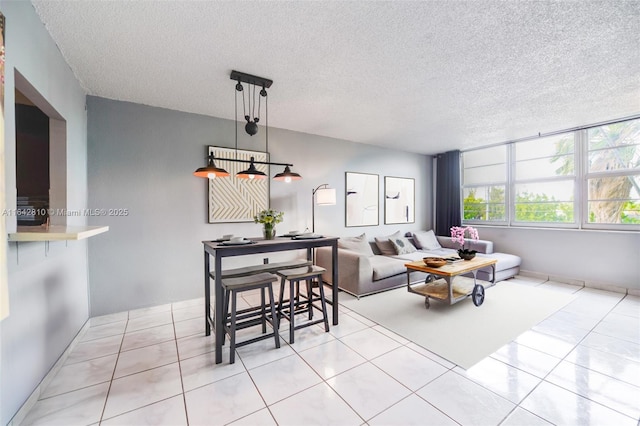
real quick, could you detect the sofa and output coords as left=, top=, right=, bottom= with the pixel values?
left=316, top=230, right=521, bottom=298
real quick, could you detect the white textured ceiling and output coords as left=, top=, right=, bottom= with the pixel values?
left=31, top=0, right=640, bottom=155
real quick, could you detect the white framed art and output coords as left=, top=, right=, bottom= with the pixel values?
left=207, top=146, right=269, bottom=223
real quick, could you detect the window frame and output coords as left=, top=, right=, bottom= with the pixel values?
left=461, top=145, right=509, bottom=226
left=581, top=121, right=640, bottom=231
left=510, top=133, right=578, bottom=229
left=461, top=116, right=640, bottom=231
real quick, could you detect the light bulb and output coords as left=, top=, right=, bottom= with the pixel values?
left=207, top=173, right=216, bottom=179
left=284, top=176, right=292, bottom=183
left=249, top=174, right=255, bottom=180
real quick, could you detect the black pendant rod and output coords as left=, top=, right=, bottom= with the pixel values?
left=230, top=70, right=273, bottom=88
left=206, top=153, right=292, bottom=168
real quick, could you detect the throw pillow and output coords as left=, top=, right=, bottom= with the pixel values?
left=389, top=236, right=417, bottom=255
left=412, top=230, right=441, bottom=250
left=338, top=233, right=374, bottom=257
left=374, top=231, right=402, bottom=255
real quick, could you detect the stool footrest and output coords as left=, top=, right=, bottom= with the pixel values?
left=234, top=331, right=279, bottom=348
left=229, top=316, right=272, bottom=331
left=293, top=318, right=327, bottom=330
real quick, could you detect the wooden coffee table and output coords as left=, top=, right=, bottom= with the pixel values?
left=405, top=256, right=497, bottom=308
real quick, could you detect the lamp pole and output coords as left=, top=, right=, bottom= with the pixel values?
left=311, top=184, right=330, bottom=233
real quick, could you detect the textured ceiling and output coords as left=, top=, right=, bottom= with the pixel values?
left=31, top=0, right=640, bottom=155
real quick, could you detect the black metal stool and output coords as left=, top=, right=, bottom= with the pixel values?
left=276, top=265, right=330, bottom=343
left=222, top=272, right=280, bottom=364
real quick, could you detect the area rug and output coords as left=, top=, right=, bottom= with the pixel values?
left=340, top=282, right=575, bottom=369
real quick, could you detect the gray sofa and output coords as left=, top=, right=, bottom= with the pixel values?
left=316, top=231, right=521, bottom=298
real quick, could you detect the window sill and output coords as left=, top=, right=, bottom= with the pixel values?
left=8, top=225, right=109, bottom=242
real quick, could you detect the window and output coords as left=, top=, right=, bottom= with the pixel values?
left=513, top=134, right=575, bottom=225
left=462, top=117, right=640, bottom=230
left=461, top=145, right=507, bottom=222
left=585, top=119, right=640, bottom=226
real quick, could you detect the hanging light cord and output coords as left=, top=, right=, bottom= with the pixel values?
left=257, top=84, right=261, bottom=123
left=235, top=83, right=238, bottom=159
left=265, top=91, right=268, bottom=155
left=252, top=84, right=256, bottom=122
left=241, top=81, right=247, bottom=122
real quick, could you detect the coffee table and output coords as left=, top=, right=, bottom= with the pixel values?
left=404, top=256, right=497, bottom=308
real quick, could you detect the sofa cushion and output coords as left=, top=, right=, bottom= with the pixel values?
left=370, top=256, right=407, bottom=281
left=374, top=231, right=401, bottom=255
left=483, top=252, right=522, bottom=272
left=412, top=230, right=441, bottom=250
left=389, top=236, right=417, bottom=255
left=338, top=233, right=374, bottom=256
left=392, top=251, right=425, bottom=262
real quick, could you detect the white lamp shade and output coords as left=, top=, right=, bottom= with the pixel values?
left=316, top=187, right=336, bottom=205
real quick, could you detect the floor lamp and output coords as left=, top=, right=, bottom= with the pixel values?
left=309, top=184, right=336, bottom=290
left=311, top=184, right=336, bottom=233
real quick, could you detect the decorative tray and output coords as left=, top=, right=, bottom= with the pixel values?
left=292, top=234, right=323, bottom=240
left=423, top=257, right=447, bottom=267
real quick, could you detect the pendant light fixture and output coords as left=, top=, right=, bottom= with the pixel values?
left=236, top=156, right=267, bottom=179
left=273, top=165, right=302, bottom=182
left=193, top=154, right=230, bottom=179
left=193, top=70, right=302, bottom=182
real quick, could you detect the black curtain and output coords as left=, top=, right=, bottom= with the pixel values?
left=435, top=150, right=462, bottom=236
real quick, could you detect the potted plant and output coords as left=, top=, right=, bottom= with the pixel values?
left=450, top=226, right=479, bottom=260
left=254, top=209, right=284, bottom=240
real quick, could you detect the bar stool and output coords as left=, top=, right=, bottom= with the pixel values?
left=276, top=265, right=330, bottom=343
left=221, top=272, right=280, bottom=364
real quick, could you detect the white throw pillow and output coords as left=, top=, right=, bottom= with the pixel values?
left=412, top=230, right=441, bottom=250
left=338, top=233, right=374, bottom=257
left=374, top=231, right=402, bottom=255
left=389, top=236, right=417, bottom=255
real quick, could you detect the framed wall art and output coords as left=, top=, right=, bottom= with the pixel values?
left=384, top=176, right=415, bottom=224
left=207, top=146, right=269, bottom=223
left=345, top=172, right=379, bottom=227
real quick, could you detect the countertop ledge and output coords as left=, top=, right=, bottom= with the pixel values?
left=8, top=225, right=109, bottom=241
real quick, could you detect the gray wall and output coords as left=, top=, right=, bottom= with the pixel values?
left=1, top=2, right=90, bottom=424
left=87, top=96, right=432, bottom=315
left=478, top=227, right=640, bottom=290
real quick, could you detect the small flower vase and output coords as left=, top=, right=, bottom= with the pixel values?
left=458, top=249, right=477, bottom=261
left=263, top=226, right=276, bottom=240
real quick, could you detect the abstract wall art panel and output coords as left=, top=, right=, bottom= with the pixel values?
left=208, top=146, right=269, bottom=223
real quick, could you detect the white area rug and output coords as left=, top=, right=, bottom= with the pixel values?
left=340, top=281, right=575, bottom=369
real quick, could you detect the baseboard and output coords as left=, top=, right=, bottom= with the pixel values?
left=518, top=270, right=549, bottom=281
left=518, top=270, right=634, bottom=295
left=8, top=319, right=92, bottom=426
left=548, top=274, right=585, bottom=287
left=584, top=280, right=629, bottom=295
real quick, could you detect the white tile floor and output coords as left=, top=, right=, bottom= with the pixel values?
left=17, top=277, right=640, bottom=426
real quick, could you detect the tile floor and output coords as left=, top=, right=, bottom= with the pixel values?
left=16, top=276, right=640, bottom=425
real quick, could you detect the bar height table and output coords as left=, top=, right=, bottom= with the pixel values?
left=203, top=236, right=339, bottom=364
